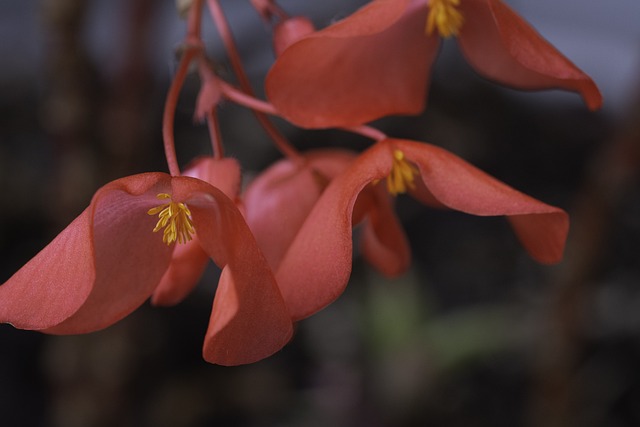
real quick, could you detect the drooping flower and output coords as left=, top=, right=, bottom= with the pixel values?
left=151, top=157, right=241, bottom=306
left=0, top=172, right=293, bottom=366
left=275, top=138, right=569, bottom=320
left=243, top=150, right=354, bottom=270
left=266, top=0, right=603, bottom=128
left=243, top=149, right=408, bottom=273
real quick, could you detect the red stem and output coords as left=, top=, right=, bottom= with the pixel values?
left=206, top=108, right=224, bottom=159
left=162, top=0, right=204, bottom=176
left=218, top=80, right=388, bottom=142
left=163, top=48, right=198, bottom=176
left=206, top=0, right=301, bottom=161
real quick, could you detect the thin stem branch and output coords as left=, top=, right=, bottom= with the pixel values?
left=187, top=0, right=203, bottom=41
left=206, top=108, right=224, bottom=159
left=344, top=125, right=387, bottom=142
left=163, top=48, right=198, bottom=176
left=206, top=0, right=300, bottom=161
left=218, top=80, right=387, bottom=143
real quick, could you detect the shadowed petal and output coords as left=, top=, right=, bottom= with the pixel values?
left=173, top=177, right=293, bottom=366
left=151, top=236, right=210, bottom=306
left=184, top=157, right=242, bottom=200
left=244, top=150, right=355, bottom=269
left=45, top=173, right=175, bottom=334
left=266, top=0, right=437, bottom=128
left=360, top=184, right=411, bottom=277
left=458, top=0, right=602, bottom=110
left=275, top=146, right=394, bottom=320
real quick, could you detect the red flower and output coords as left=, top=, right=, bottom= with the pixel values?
left=266, top=0, right=602, bottom=128
left=243, top=150, right=356, bottom=270
left=0, top=171, right=293, bottom=366
left=151, top=157, right=241, bottom=306
left=275, top=138, right=569, bottom=320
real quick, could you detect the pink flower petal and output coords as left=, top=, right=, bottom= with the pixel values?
left=276, top=138, right=569, bottom=320
left=266, top=0, right=438, bottom=128
left=394, top=139, right=569, bottom=263
left=0, top=210, right=95, bottom=330
left=1, top=173, right=175, bottom=333
left=244, top=150, right=355, bottom=269
left=360, top=184, right=411, bottom=277
left=458, top=0, right=602, bottom=110
left=151, top=236, right=210, bottom=306
left=45, top=173, right=175, bottom=334
left=173, top=177, right=293, bottom=365
left=152, top=157, right=243, bottom=306
left=275, top=146, right=394, bottom=320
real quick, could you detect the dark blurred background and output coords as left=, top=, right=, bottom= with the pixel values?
left=1, top=0, right=639, bottom=426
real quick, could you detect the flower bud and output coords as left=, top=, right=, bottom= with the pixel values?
left=273, top=16, right=315, bottom=56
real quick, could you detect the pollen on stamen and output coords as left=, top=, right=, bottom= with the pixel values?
left=147, top=193, right=195, bottom=245
left=426, top=0, right=464, bottom=38
left=386, top=149, right=419, bottom=196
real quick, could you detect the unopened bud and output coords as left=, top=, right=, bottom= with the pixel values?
left=273, top=17, right=315, bottom=56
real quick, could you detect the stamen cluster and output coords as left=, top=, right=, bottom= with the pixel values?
left=426, top=0, right=464, bottom=38
left=148, top=193, right=195, bottom=245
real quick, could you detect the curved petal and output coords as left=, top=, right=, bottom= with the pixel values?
left=266, top=0, right=438, bottom=128
left=0, top=210, right=95, bottom=329
left=184, top=157, right=242, bottom=200
left=151, top=236, right=210, bottom=306
left=276, top=137, right=569, bottom=320
left=45, top=173, right=175, bottom=334
left=275, top=146, right=396, bottom=320
left=151, top=157, right=243, bottom=306
left=243, top=150, right=355, bottom=269
left=172, top=177, right=293, bottom=366
left=1, top=173, right=173, bottom=332
left=360, top=184, right=411, bottom=277
left=394, top=139, right=569, bottom=263
left=458, top=0, right=602, bottom=110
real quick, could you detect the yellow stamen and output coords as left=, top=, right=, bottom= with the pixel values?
left=426, top=0, right=464, bottom=38
left=386, top=150, right=419, bottom=196
left=147, top=193, right=195, bottom=245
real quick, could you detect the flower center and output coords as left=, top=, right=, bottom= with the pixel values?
left=387, top=150, right=419, bottom=196
left=426, top=0, right=464, bottom=38
left=147, top=193, right=195, bottom=245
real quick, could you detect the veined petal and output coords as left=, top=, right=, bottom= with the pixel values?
left=243, top=150, right=355, bottom=269
left=172, top=177, right=293, bottom=366
left=394, top=139, right=569, bottom=264
left=46, top=173, right=175, bottom=334
left=151, top=157, right=243, bottom=306
left=266, top=0, right=437, bottom=128
left=458, top=0, right=602, bottom=110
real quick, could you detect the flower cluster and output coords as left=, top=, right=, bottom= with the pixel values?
left=0, top=0, right=600, bottom=365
